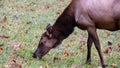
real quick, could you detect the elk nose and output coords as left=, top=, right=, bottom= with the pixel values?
left=32, top=53, right=37, bottom=58
left=32, top=53, right=42, bottom=59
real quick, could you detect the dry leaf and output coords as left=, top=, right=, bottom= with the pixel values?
left=117, top=44, right=120, bottom=51
left=0, top=44, right=3, bottom=47
left=0, top=16, right=7, bottom=23
left=73, top=32, right=77, bottom=35
left=80, top=47, right=84, bottom=52
left=79, top=34, right=87, bottom=46
left=65, top=45, right=70, bottom=48
left=56, top=10, right=61, bottom=15
left=10, top=60, right=22, bottom=68
left=24, top=30, right=29, bottom=34
left=39, top=6, right=46, bottom=13
left=10, top=55, right=15, bottom=59
left=0, top=47, right=3, bottom=54
left=104, top=47, right=113, bottom=57
left=0, top=34, right=9, bottom=39
left=53, top=57, right=61, bottom=62
left=107, top=41, right=112, bottom=46
left=104, top=47, right=112, bottom=53
left=30, top=8, right=35, bottom=11
left=106, top=32, right=110, bottom=37
left=45, top=64, right=49, bottom=68
left=45, top=5, right=50, bottom=9
left=13, top=44, right=22, bottom=50
left=26, top=21, right=32, bottom=24
left=71, top=64, right=77, bottom=68
left=111, top=63, right=117, bottom=68
left=10, top=60, right=16, bottom=65
left=63, top=51, right=69, bottom=57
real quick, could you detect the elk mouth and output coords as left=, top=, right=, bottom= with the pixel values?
left=32, top=53, right=43, bottom=59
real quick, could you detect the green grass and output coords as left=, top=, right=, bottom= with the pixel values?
left=0, top=0, right=120, bottom=68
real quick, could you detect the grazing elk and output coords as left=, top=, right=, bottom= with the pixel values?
left=33, top=0, right=120, bottom=68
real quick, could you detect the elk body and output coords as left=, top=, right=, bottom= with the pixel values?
left=33, top=0, right=120, bottom=68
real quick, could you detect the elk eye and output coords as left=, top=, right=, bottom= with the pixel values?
left=40, top=42, right=43, bottom=45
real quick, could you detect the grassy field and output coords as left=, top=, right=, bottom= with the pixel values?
left=0, top=0, right=120, bottom=68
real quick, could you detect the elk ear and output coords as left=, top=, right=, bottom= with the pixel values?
left=46, top=24, right=53, bottom=38
left=46, top=23, right=53, bottom=32
left=46, top=24, right=51, bottom=31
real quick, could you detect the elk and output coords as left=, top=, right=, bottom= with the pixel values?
left=33, top=0, right=120, bottom=68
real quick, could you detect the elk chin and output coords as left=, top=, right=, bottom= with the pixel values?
left=32, top=52, right=43, bottom=59
left=33, top=47, right=52, bottom=59
left=32, top=53, right=37, bottom=58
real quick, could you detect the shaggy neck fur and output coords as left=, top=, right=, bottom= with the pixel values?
left=52, top=7, right=76, bottom=40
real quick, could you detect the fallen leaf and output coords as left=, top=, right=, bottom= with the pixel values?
left=73, top=31, right=77, bottom=35
left=70, top=39, right=76, bottom=42
left=30, top=8, right=35, bottom=11
left=10, top=60, right=22, bottom=68
left=63, top=51, right=69, bottom=57
left=79, top=34, right=87, bottom=46
left=106, top=32, right=110, bottom=37
left=0, top=16, right=7, bottom=23
left=104, top=47, right=112, bottom=53
left=104, top=47, right=113, bottom=57
left=0, top=34, right=9, bottom=39
left=56, top=9, right=61, bottom=15
left=71, top=64, right=77, bottom=68
left=10, top=60, right=16, bottom=65
left=0, top=2, right=3, bottom=7
left=107, top=41, right=112, bottom=46
left=24, top=29, right=29, bottom=34
left=10, top=55, right=15, bottom=59
left=111, top=63, right=117, bottom=68
left=26, top=21, right=32, bottom=24
left=65, top=44, right=70, bottom=48
left=80, top=47, right=84, bottom=52
left=45, top=64, right=49, bottom=68
left=0, top=44, right=3, bottom=47
left=80, top=40, right=86, bottom=46
left=0, top=47, right=3, bottom=54
left=117, top=44, right=120, bottom=51
left=53, top=57, right=61, bottom=62
left=45, top=5, right=50, bottom=9
left=13, top=44, right=22, bottom=50
left=13, top=50, right=17, bottom=54
left=39, top=6, right=46, bottom=13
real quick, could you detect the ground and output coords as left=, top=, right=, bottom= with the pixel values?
left=0, top=0, right=120, bottom=68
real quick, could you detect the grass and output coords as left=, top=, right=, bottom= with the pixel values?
left=0, top=0, right=120, bottom=68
